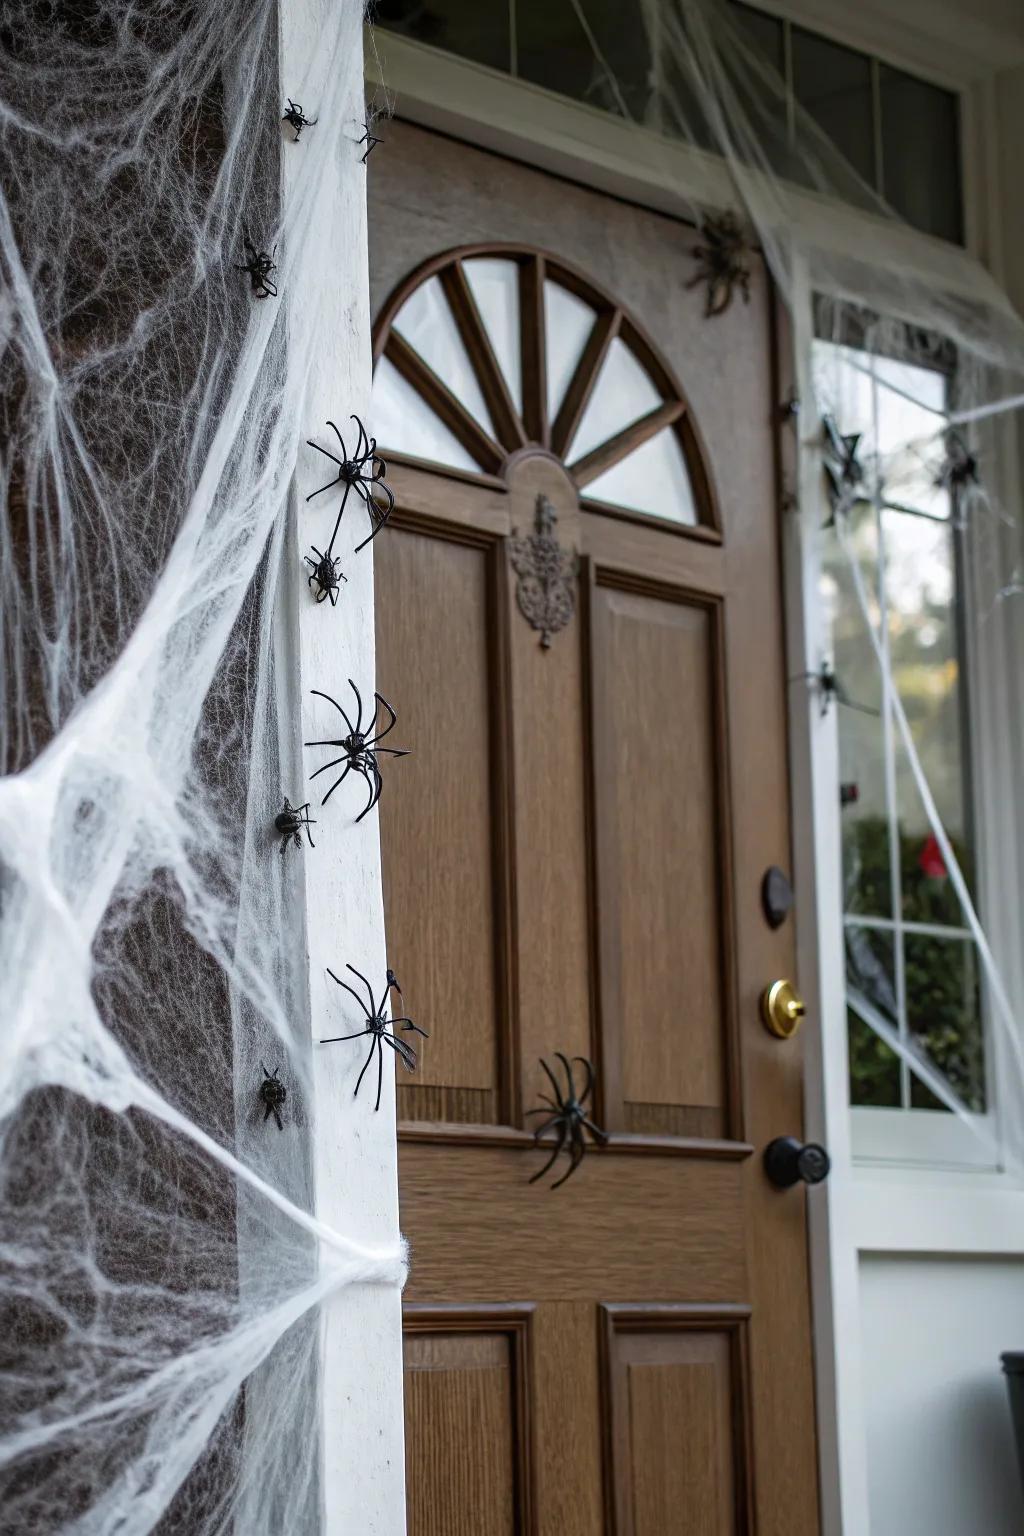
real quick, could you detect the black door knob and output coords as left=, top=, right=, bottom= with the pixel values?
left=764, top=1136, right=831, bottom=1189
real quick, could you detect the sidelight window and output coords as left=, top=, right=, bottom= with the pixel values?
left=814, top=340, right=989, bottom=1158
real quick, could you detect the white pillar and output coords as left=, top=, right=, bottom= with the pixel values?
left=278, top=3, right=407, bottom=1531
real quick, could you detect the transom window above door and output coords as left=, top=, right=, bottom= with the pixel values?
left=371, top=245, right=717, bottom=534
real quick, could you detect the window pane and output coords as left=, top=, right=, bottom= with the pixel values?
left=824, top=501, right=891, bottom=917
left=371, top=355, right=479, bottom=472
left=875, top=358, right=949, bottom=517
left=374, top=0, right=511, bottom=72
left=846, top=923, right=901, bottom=1107
left=883, top=510, right=971, bottom=881
left=544, top=280, right=597, bottom=425
left=464, top=258, right=523, bottom=413
left=792, top=26, right=876, bottom=188
left=516, top=0, right=652, bottom=120
left=728, top=1, right=784, bottom=76
left=904, top=936, right=984, bottom=1111
left=880, top=66, right=963, bottom=244
left=392, top=274, right=498, bottom=440
left=566, top=335, right=662, bottom=464
left=583, top=428, right=697, bottom=525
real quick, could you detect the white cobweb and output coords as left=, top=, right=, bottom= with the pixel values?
left=0, top=2, right=402, bottom=1532
left=560, top=0, right=1024, bottom=1168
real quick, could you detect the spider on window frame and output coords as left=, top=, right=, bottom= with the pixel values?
left=821, top=414, right=867, bottom=524
left=320, top=963, right=427, bottom=1111
left=526, top=1053, right=608, bottom=1189
left=356, top=110, right=384, bottom=162
left=793, top=660, right=880, bottom=720
left=258, top=1064, right=287, bottom=1130
left=282, top=98, right=317, bottom=141
left=274, top=797, right=316, bottom=854
left=305, top=415, right=394, bottom=556
left=304, top=545, right=347, bottom=606
left=235, top=237, right=278, bottom=299
left=304, top=679, right=409, bottom=823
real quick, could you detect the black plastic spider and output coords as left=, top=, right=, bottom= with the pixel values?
left=320, top=963, right=428, bottom=1111
left=357, top=111, right=384, bottom=162
left=282, top=98, right=317, bottom=141
left=304, top=679, right=409, bottom=822
left=305, top=416, right=394, bottom=556
left=822, top=414, right=866, bottom=524
left=274, top=797, right=316, bottom=854
left=795, top=661, right=880, bottom=720
left=526, top=1053, right=608, bottom=1189
left=304, top=545, right=347, bottom=606
left=235, top=238, right=278, bottom=299
left=686, top=210, right=751, bottom=317
left=937, top=430, right=980, bottom=494
left=259, top=1064, right=287, bottom=1130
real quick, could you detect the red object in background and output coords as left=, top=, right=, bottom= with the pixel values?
left=918, top=833, right=948, bottom=880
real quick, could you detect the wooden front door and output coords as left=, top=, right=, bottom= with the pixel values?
left=368, top=124, right=820, bottom=1536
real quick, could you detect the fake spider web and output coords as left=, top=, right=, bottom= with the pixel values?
left=0, top=3, right=403, bottom=1532
left=540, top=0, right=1024, bottom=1171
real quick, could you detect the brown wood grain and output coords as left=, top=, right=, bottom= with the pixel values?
left=375, top=527, right=502, bottom=1103
left=403, top=1305, right=535, bottom=1535
left=600, top=1305, right=753, bottom=1536
left=371, top=122, right=820, bottom=1536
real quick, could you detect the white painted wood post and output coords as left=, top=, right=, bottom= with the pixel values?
left=278, top=3, right=407, bottom=1532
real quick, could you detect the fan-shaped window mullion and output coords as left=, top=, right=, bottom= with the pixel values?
left=372, top=245, right=721, bottom=536
left=551, top=306, right=622, bottom=460
left=383, top=330, right=505, bottom=474
left=518, top=254, right=549, bottom=448
left=440, top=262, right=528, bottom=455
left=570, top=400, right=686, bottom=487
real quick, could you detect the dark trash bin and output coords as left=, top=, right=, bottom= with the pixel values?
left=1001, top=1353, right=1024, bottom=1495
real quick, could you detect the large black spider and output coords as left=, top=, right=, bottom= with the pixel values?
left=235, top=238, right=278, bottom=299
left=796, top=660, right=880, bottom=720
left=822, top=414, right=866, bottom=524
left=282, top=98, right=317, bottom=141
left=259, top=1064, right=287, bottom=1130
left=304, top=545, right=347, bottom=606
left=526, top=1053, right=608, bottom=1189
left=937, top=430, right=979, bottom=494
left=274, top=797, right=316, bottom=854
left=305, top=416, right=394, bottom=556
left=357, top=113, right=384, bottom=163
left=686, top=211, right=751, bottom=317
left=304, top=679, right=409, bottom=822
left=320, top=963, right=427, bottom=1111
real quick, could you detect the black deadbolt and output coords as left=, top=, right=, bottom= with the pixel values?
left=761, top=866, right=794, bottom=929
left=764, top=1136, right=831, bottom=1189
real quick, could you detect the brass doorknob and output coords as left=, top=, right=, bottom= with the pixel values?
left=760, top=979, right=805, bottom=1039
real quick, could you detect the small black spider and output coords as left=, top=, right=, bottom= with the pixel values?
left=357, top=111, right=384, bottom=163
left=304, top=679, right=409, bottom=823
left=235, top=237, right=278, bottom=299
left=306, top=416, right=394, bottom=556
left=686, top=210, right=751, bottom=317
left=304, top=545, right=347, bottom=606
left=274, top=797, right=316, bottom=854
left=937, top=430, right=979, bottom=494
left=320, top=963, right=428, bottom=1112
left=282, top=98, right=317, bottom=141
left=822, top=414, right=866, bottom=524
left=795, top=661, right=880, bottom=720
left=259, top=1064, right=287, bottom=1130
left=525, top=1053, right=608, bottom=1190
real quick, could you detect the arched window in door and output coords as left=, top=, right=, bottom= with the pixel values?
left=371, top=246, right=719, bottom=536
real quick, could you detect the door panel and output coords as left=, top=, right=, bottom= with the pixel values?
left=369, top=123, right=819, bottom=1536
left=589, top=578, right=733, bottom=1141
